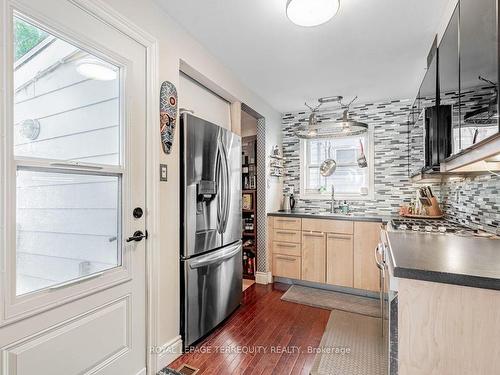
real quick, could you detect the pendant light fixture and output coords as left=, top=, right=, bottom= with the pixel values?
left=294, top=96, right=369, bottom=139
left=286, top=0, right=340, bottom=27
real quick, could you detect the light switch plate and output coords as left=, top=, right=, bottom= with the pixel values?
left=160, top=164, right=168, bottom=181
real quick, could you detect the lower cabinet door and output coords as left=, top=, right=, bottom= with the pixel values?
left=354, top=222, right=381, bottom=292
left=273, top=254, right=301, bottom=279
left=326, top=233, right=354, bottom=287
left=301, top=232, right=326, bottom=283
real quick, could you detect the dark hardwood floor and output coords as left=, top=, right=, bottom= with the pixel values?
left=169, top=283, right=330, bottom=375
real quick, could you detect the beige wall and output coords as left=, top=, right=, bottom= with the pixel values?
left=264, top=119, right=283, bottom=213
left=178, top=74, right=231, bottom=129
left=101, top=0, right=282, bottom=364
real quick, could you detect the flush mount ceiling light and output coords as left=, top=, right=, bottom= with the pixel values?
left=76, top=58, right=118, bottom=81
left=286, top=0, right=340, bottom=27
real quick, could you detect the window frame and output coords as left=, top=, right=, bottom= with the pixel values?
left=1, top=8, right=134, bottom=324
left=299, top=130, right=375, bottom=201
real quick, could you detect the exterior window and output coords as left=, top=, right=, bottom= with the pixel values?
left=16, top=170, right=121, bottom=295
left=13, top=15, right=122, bottom=295
left=301, top=133, right=373, bottom=199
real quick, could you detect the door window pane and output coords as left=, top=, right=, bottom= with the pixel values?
left=16, top=169, right=120, bottom=295
left=13, top=17, right=120, bottom=165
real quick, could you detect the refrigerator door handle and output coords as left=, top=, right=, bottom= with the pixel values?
left=220, top=138, right=231, bottom=233
left=189, top=242, right=242, bottom=269
left=216, top=140, right=223, bottom=234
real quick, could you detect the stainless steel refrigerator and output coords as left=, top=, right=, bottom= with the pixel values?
left=180, top=113, right=242, bottom=347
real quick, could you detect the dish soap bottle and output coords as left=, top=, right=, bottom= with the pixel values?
left=341, top=200, right=349, bottom=214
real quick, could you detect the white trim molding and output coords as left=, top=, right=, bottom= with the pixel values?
left=255, top=271, right=272, bottom=285
left=66, top=1, right=161, bottom=375
left=155, top=335, right=183, bottom=371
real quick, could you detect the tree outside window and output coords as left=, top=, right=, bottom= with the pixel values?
left=14, top=18, right=48, bottom=61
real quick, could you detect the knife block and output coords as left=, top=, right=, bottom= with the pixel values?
left=426, top=197, right=443, bottom=217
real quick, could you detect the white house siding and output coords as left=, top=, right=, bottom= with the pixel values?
left=14, top=38, right=120, bottom=294
left=14, top=38, right=78, bottom=92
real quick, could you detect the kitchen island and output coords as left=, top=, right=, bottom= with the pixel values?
left=387, top=231, right=500, bottom=290
left=269, top=212, right=500, bottom=374
left=385, top=229, right=500, bottom=375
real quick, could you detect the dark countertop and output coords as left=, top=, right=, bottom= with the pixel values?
left=387, top=231, right=500, bottom=290
left=268, top=210, right=391, bottom=223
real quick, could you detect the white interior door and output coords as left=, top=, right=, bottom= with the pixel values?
left=0, top=1, right=147, bottom=374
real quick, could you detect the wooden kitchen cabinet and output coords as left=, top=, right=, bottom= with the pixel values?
left=301, top=231, right=326, bottom=283
left=272, top=241, right=301, bottom=257
left=270, top=216, right=302, bottom=278
left=273, top=217, right=301, bottom=231
left=353, top=221, right=381, bottom=292
left=302, top=218, right=353, bottom=234
left=273, top=229, right=301, bottom=244
left=398, top=278, right=500, bottom=374
left=326, top=233, right=354, bottom=287
left=272, top=254, right=301, bottom=279
left=269, top=216, right=382, bottom=293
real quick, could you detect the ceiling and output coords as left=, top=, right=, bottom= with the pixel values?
left=156, top=0, right=450, bottom=112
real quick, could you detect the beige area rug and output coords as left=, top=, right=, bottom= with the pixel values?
left=310, top=310, right=387, bottom=375
left=242, top=278, right=255, bottom=291
left=281, top=285, right=381, bottom=318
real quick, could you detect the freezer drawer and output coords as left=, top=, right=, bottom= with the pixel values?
left=182, top=241, right=242, bottom=346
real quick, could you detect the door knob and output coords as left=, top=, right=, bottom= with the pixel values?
left=126, top=230, right=148, bottom=242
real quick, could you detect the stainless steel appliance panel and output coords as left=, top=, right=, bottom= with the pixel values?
left=221, top=128, right=242, bottom=246
left=183, top=241, right=242, bottom=346
left=182, top=114, right=224, bottom=257
left=380, top=229, right=398, bottom=374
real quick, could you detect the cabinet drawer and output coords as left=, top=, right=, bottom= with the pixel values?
left=273, top=254, right=301, bottom=279
left=302, top=218, right=353, bottom=234
left=273, top=217, right=302, bottom=231
left=272, top=241, right=301, bottom=256
left=273, top=229, right=301, bottom=243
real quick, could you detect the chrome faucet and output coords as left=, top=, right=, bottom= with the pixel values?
left=330, top=185, right=335, bottom=213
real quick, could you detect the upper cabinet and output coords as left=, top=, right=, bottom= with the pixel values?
left=458, top=0, right=499, bottom=150
left=409, top=41, right=447, bottom=176
left=410, top=0, right=500, bottom=176
left=439, top=5, right=460, bottom=154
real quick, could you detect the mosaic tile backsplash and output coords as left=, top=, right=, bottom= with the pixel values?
left=441, top=174, right=499, bottom=233
left=281, top=99, right=499, bottom=233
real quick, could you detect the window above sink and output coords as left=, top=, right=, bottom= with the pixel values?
left=300, top=132, right=374, bottom=200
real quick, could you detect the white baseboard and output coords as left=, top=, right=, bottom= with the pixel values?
left=255, top=271, right=272, bottom=285
left=156, top=335, right=183, bottom=371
